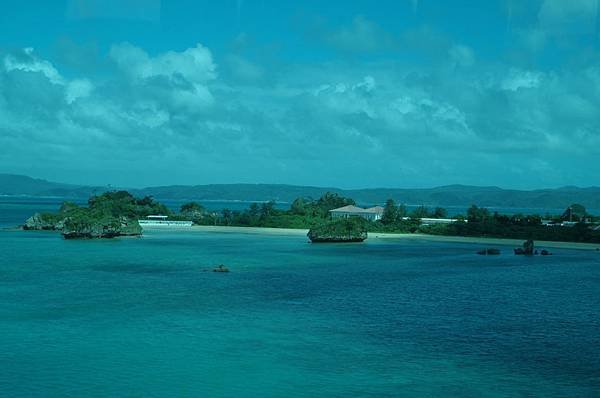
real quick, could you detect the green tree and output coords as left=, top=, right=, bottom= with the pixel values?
left=467, top=205, right=489, bottom=222
left=260, top=201, right=276, bottom=219
left=316, top=192, right=355, bottom=215
left=397, top=203, right=407, bottom=219
left=432, top=207, right=447, bottom=219
left=222, top=209, right=232, bottom=225
left=410, top=205, right=429, bottom=219
left=136, top=196, right=154, bottom=206
left=248, top=203, right=260, bottom=218
left=381, top=198, right=398, bottom=225
left=290, top=198, right=308, bottom=215
left=59, top=201, right=79, bottom=214
left=180, top=202, right=205, bottom=214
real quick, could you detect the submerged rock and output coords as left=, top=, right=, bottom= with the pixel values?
left=477, top=248, right=500, bottom=255
left=213, top=264, right=229, bottom=273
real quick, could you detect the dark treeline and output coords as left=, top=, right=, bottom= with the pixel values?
left=179, top=194, right=600, bottom=243
left=177, top=193, right=420, bottom=233
left=26, top=190, right=600, bottom=243
left=422, top=205, right=600, bottom=243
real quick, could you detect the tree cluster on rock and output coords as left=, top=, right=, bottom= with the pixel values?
left=307, top=217, right=368, bottom=243
left=23, top=191, right=169, bottom=239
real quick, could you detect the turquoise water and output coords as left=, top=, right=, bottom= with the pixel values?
left=1, top=226, right=600, bottom=397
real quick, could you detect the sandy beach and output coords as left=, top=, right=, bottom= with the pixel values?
left=178, top=225, right=600, bottom=251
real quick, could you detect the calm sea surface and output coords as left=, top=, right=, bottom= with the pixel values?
left=1, top=201, right=600, bottom=397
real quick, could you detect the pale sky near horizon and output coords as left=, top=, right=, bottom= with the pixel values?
left=1, top=0, right=600, bottom=189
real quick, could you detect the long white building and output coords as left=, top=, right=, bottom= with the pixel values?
left=329, top=205, right=385, bottom=221
left=138, top=215, right=193, bottom=228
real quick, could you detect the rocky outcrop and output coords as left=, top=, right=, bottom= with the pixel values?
left=514, top=239, right=535, bottom=255
left=308, top=218, right=368, bottom=243
left=62, top=216, right=142, bottom=239
left=23, top=213, right=63, bottom=230
left=23, top=192, right=155, bottom=239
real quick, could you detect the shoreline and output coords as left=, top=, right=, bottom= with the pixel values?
left=169, top=225, right=600, bottom=251
left=369, top=232, right=600, bottom=251
left=10, top=224, right=600, bottom=251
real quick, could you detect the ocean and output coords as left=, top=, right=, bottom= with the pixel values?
left=1, top=200, right=599, bottom=397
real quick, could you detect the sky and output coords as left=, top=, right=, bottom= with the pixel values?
left=1, top=0, right=599, bottom=189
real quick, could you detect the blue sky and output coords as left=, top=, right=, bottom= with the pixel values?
left=1, top=0, right=599, bottom=189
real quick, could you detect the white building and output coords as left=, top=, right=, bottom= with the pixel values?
left=329, top=205, right=385, bottom=221
left=138, top=215, right=193, bottom=228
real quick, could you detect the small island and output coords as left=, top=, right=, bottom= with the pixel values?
left=23, top=191, right=169, bottom=239
left=307, top=218, right=368, bottom=243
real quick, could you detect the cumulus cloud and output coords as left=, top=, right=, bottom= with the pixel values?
left=1, top=39, right=600, bottom=188
left=109, top=42, right=216, bottom=84
left=108, top=42, right=217, bottom=111
left=4, top=48, right=64, bottom=84
left=500, top=69, right=542, bottom=91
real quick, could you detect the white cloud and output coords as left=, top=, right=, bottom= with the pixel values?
left=66, top=79, right=94, bottom=103
left=108, top=42, right=217, bottom=109
left=3, top=48, right=64, bottom=84
left=501, top=69, right=543, bottom=91
left=2, top=41, right=600, bottom=188
left=109, top=42, right=216, bottom=84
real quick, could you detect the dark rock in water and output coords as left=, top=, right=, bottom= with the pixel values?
left=524, top=239, right=535, bottom=255
left=213, top=264, right=229, bottom=273
left=515, top=240, right=535, bottom=255
left=540, top=249, right=552, bottom=256
left=477, top=248, right=500, bottom=255
left=307, top=218, right=367, bottom=243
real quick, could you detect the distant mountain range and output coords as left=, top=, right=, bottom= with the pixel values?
left=2, top=173, right=600, bottom=210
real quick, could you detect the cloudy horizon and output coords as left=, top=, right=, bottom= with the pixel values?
left=1, top=0, right=600, bottom=190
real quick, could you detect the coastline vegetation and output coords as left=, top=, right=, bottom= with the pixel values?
left=22, top=190, right=600, bottom=243
left=190, top=194, right=600, bottom=244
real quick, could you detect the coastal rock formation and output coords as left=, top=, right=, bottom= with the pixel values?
left=23, top=213, right=63, bottom=230
left=62, top=216, right=142, bottom=239
left=22, top=191, right=167, bottom=239
left=514, top=239, right=535, bottom=255
left=307, top=218, right=368, bottom=243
